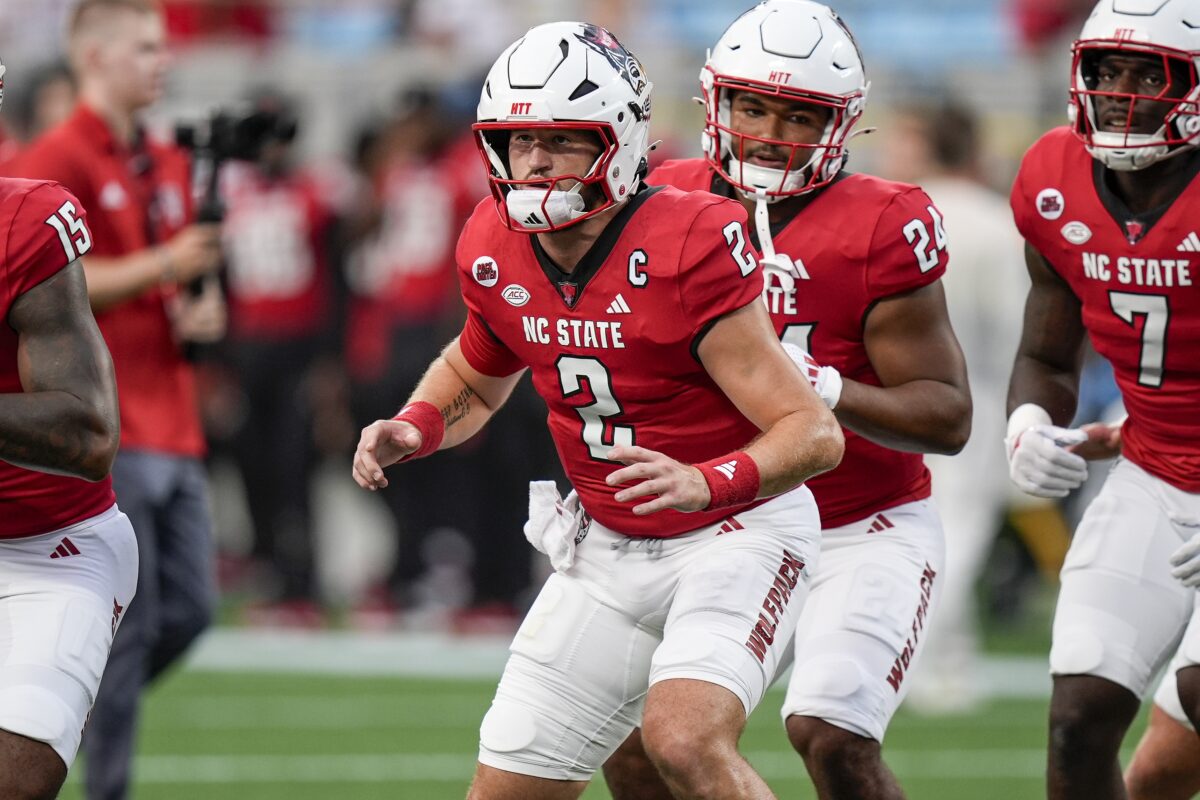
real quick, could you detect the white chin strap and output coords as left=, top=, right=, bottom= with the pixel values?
left=729, top=159, right=807, bottom=203
left=506, top=184, right=587, bottom=231
left=1089, top=130, right=1173, bottom=171
left=752, top=189, right=805, bottom=282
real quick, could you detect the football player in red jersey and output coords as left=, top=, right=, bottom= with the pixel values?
left=603, top=3, right=971, bottom=799
left=0, top=56, right=137, bottom=800
left=5, top=4, right=225, bottom=798
left=1004, top=0, right=1200, bottom=797
left=353, top=21, right=843, bottom=800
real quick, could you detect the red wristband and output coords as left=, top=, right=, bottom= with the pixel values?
left=695, top=451, right=760, bottom=511
left=391, top=401, right=445, bottom=461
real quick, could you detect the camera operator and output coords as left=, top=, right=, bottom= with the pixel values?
left=214, top=89, right=343, bottom=621
left=5, top=2, right=222, bottom=798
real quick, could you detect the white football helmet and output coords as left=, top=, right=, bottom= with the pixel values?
left=0, top=58, right=6, bottom=113
left=474, top=22, right=653, bottom=232
left=701, top=0, right=868, bottom=201
left=1069, top=0, right=1200, bottom=171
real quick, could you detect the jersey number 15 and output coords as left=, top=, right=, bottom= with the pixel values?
left=44, top=201, right=92, bottom=263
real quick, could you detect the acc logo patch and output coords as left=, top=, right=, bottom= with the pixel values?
left=1036, top=188, right=1065, bottom=220
left=1061, top=221, right=1092, bottom=245
left=473, top=256, right=499, bottom=287
left=502, top=284, right=530, bottom=307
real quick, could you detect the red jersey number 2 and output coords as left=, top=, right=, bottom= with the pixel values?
left=557, top=355, right=634, bottom=460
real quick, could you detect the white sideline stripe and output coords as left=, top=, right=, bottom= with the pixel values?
left=184, top=629, right=512, bottom=678
left=97, top=749, right=1044, bottom=784
left=149, top=697, right=485, bottom=730
left=182, top=630, right=1051, bottom=698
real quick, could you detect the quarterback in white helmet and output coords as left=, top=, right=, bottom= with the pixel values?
left=474, top=22, right=652, bottom=232
left=353, top=19, right=844, bottom=800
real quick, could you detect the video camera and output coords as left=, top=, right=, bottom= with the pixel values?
left=175, top=104, right=299, bottom=223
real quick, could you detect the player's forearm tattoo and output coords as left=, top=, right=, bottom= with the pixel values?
left=442, top=387, right=475, bottom=429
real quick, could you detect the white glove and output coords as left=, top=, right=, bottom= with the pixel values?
left=1169, top=529, right=1200, bottom=589
left=782, top=342, right=843, bottom=409
left=523, top=481, right=587, bottom=572
left=1004, top=404, right=1089, bottom=498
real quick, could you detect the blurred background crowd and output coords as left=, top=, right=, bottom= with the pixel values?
left=0, top=0, right=1124, bottom=708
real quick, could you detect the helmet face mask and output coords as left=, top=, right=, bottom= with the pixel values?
left=474, top=22, right=653, bottom=233
left=701, top=0, right=868, bottom=202
left=475, top=120, right=618, bottom=231
left=1068, top=0, right=1200, bottom=171
left=703, top=73, right=854, bottom=199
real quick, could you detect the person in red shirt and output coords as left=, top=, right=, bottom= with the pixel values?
left=5, top=2, right=225, bottom=798
left=345, top=89, right=560, bottom=622
left=1003, top=1, right=1200, bottom=798
left=602, top=3, right=971, bottom=799
left=353, top=21, right=843, bottom=799
left=218, top=90, right=336, bottom=616
left=0, top=56, right=137, bottom=800
left=343, top=91, right=491, bottom=616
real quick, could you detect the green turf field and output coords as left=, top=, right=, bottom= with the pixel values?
left=59, top=668, right=1149, bottom=800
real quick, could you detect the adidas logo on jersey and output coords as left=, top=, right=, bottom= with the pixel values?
left=717, top=516, right=745, bottom=535
left=606, top=294, right=631, bottom=314
left=49, top=537, right=81, bottom=559
left=867, top=513, right=894, bottom=534
left=714, top=460, right=738, bottom=480
left=1178, top=232, right=1200, bottom=252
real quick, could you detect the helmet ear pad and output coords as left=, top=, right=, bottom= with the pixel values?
left=479, top=129, right=512, bottom=180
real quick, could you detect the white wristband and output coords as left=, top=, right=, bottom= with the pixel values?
left=1006, top=403, right=1052, bottom=440
left=822, top=367, right=844, bottom=410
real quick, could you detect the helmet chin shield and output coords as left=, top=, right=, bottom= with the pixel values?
left=474, top=120, right=619, bottom=232
left=505, top=185, right=587, bottom=231
left=699, top=1, right=868, bottom=199
left=1068, top=0, right=1200, bottom=171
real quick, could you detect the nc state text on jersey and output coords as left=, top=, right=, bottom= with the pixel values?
left=1082, top=253, right=1193, bottom=287
left=522, top=316, right=625, bottom=349
left=762, top=279, right=798, bottom=315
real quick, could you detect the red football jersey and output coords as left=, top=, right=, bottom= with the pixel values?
left=0, top=178, right=116, bottom=538
left=457, top=186, right=767, bottom=538
left=650, top=159, right=943, bottom=528
left=6, top=104, right=205, bottom=457
left=220, top=163, right=335, bottom=340
left=1012, top=127, right=1200, bottom=492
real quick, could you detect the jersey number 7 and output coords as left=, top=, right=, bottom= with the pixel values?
left=1110, top=291, right=1168, bottom=388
